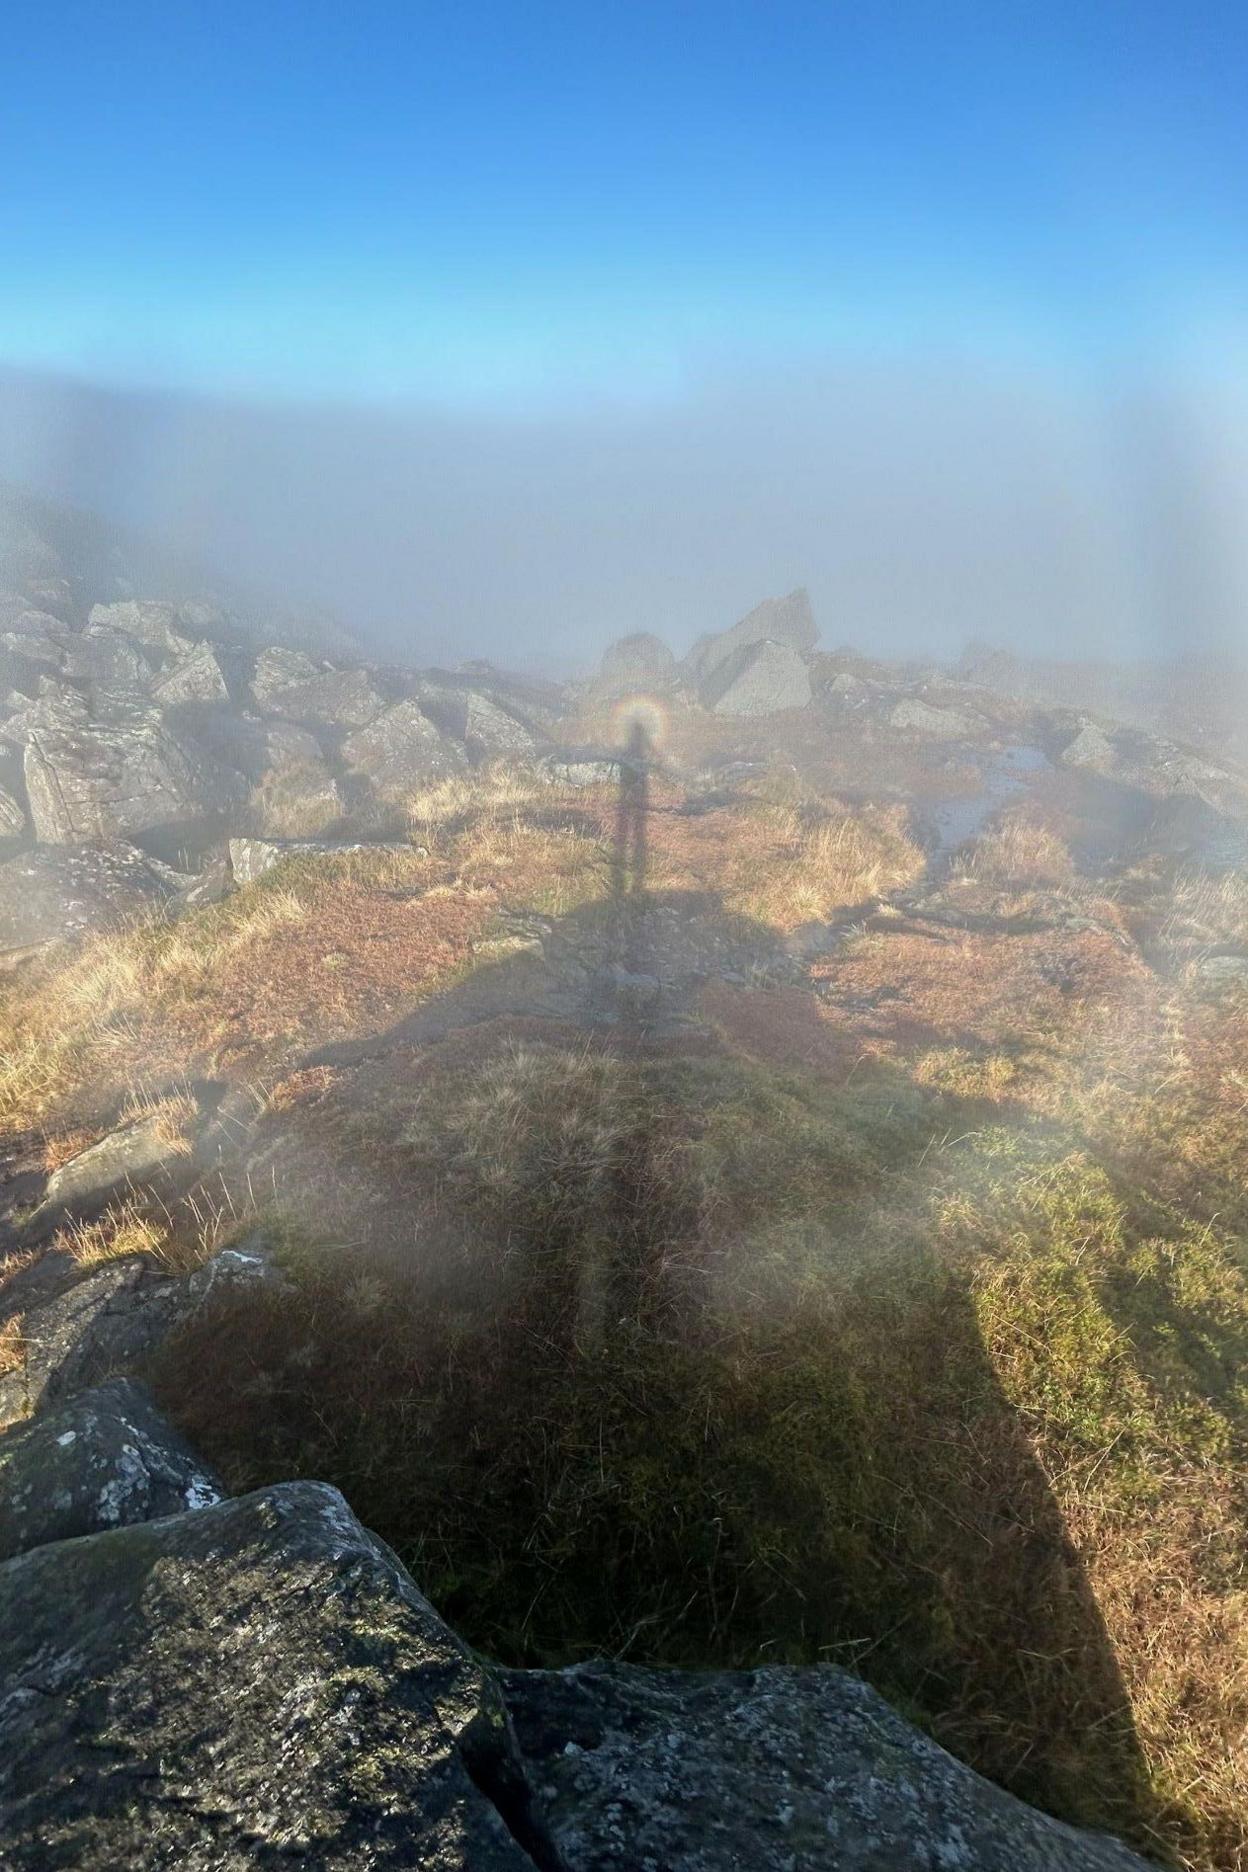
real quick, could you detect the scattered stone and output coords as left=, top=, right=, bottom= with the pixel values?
left=0, top=844, right=174, bottom=955
left=688, top=587, right=818, bottom=687
left=250, top=645, right=323, bottom=703
left=540, top=750, right=620, bottom=787
left=341, top=697, right=468, bottom=797
left=22, top=691, right=245, bottom=843
left=0, top=1378, right=222, bottom=1561
left=503, top=1659, right=1151, bottom=1872
left=150, top=639, right=231, bottom=706
left=0, top=1481, right=542, bottom=1870
left=704, top=639, right=812, bottom=716
left=889, top=698, right=978, bottom=739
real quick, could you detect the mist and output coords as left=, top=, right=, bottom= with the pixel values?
left=1, top=354, right=1246, bottom=673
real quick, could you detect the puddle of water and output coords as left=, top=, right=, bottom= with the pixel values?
left=929, top=745, right=1049, bottom=857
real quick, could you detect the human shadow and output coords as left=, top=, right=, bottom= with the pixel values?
left=207, top=748, right=1168, bottom=1855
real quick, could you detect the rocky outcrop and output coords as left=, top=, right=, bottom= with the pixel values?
left=0, top=1378, right=222, bottom=1560
left=55, top=623, right=153, bottom=689
left=22, top=691, right=245, bottom=844
left=704, top=638, right=812, bottom=716
left=229, top=833, right=411, bottom=885
left=418, top=681, right=540, bottom=760
left=252, top=652, right=385, bottom=730
left=39, top=1106, right=198, bottom=1220
left=502, top=1660, right=1151, bottom=1871
left=889, top=697, right=979, bottom=739
left=150, top=639, right=231, bottom=706
left=0, top=1480, right=543, bottom=1870
left=88, top=599, right=197, bottom=658
left=598, top=632, right=676, bottom=692
left=0, top=843, right=174, bottom=958
left=342, top=697, right=468, bottom=797
left=0, top=1256, right=189, bottom=1430
left=688, top=588, right=818, bottom=689
left=0, top=778, right=25, bottom=835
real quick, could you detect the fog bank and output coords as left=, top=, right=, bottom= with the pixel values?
left=1, top=359, right=1244, bottom=672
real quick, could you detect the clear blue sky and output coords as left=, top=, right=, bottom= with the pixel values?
left=4, top=1, right=1247, bottom=404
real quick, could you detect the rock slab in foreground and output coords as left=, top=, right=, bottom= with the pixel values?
left=0, top=1377, right=222, bottom=1560
left=502, top=1660, right=1153, bottom=1872
left=0, top=1481, right=545, bottom=1869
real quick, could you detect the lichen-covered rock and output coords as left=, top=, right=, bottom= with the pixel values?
left=704, top=638, right=812, bottom=716
left=1061, top=721, right=1118, bottom=771
left=0, top=1257, right=187, bottom=1430
left=56, top=623, right=153, bottom=688
left=250, top=644, right=322, bottom=702
left=0, top=1378, right=222, bottom=1560
left=22, top=691, right=246, bottom=843
left=0, top=778, right=25, bottom=835
left=0, top=843, right=174, bottom=955
left=503, top=1660, right=1151, bottom=1871
left=150, top=639, right=231, bottom=706
left=342, top=698, right=468, bottom=797
left=228, top=833, right=411, bottom=885
left=87, top=599, right=196, bottom=658
left=889, top=697, right=979, bottom=738
left=688, top=588, right=818, bottom=687
left=0, top=1482, right=542, bottom=1869
left=254, top=658, right=385, bottom=730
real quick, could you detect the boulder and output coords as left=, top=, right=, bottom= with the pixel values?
left=704, top=639, right=812, bottom=716
left=1061, top=722, right=1118, bottom=772
left=417, top=682, right=539, bottom=759
left=39, top=1106, right=198, bottom=1219
left=503, top=1660, right=1151, bottom=1872
left=229, top=834, right=411, bottom=887
left=22, top=691, right=245, bottom=844
left=0, top=1256, right=189, bottom=1430
left=0, top=779, right=25, bottom=836
left=0, top=844, right=174, bottom=956
left=0, top=1378, right=222, bottom=1561
left=189, top=710, right=325, bottom=784
left=341, top=697, right=468, bottom=798
left=254, top=656, right=385, bottom=730
left=688, top=588, right=818, bottom=687
left=150, top=639, right=231, bottom=706
left=889, top=698, right=978, bottom=739
left=56, top=624, right=153, bottom=688
left=0, top=1481, right=542, bottom=1870
left=250, top=645, right=322, bottom=703
left=598, top=632, right=676, bottom=691
left=87, top=600, right=195, bottom=658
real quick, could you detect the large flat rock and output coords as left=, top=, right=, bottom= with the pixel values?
left=0, top=1481, right=543, bottom=1869
left=502, top=1661, right=1153, bottom=1872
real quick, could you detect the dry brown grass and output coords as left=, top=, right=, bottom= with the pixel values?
left=53, top=1197, right=170, bottom=1269
left=958, top=813, right=1077, bottom=888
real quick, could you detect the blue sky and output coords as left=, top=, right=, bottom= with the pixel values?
left=4, top=0, right=1247, bottom=405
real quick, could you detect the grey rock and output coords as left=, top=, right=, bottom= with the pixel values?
left=0, top=1481, right=540, bottom=1869
left=184, top=1235, right=288, bottom=1305
left=503, top=1660, right=1151, bottom=1872
left=0, top=779, right=25, bottom=836
left=87, top=599, right=195, bottom=658
left=250, top=644, right=322, bottom=703
left=0, top=844, right=174, bottom=954
left=0, top=1378, right=222, bottom=1561
left=1193, top=953, right=1248, bottom=984
left=229, top=834, right=411, bottom=886
left=599, top=631, right=676, bottom=690
left=688, top=588, right=818, bottom=686
left=889, top=698, right=978, bottom=738
left=0, top=1257, right=188, bottom=1429
left=255, top=658, right=385, bottom=730
left=150, top=639, right=231, bottom=706
left=22, top=691, right=245, bottom=843
left=1062, top=722, right=1119, bottom=771
left=418, top=681, right=540, bottom=759
left=56, top=624, right=153, bottom=688
left=704, top=638, right=812, bottom=716
left=40, top=1107, right=197, bottom=1219
left=541, top=750, right=620, bottom=787
left=342, top=697, right=468, bottom=798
